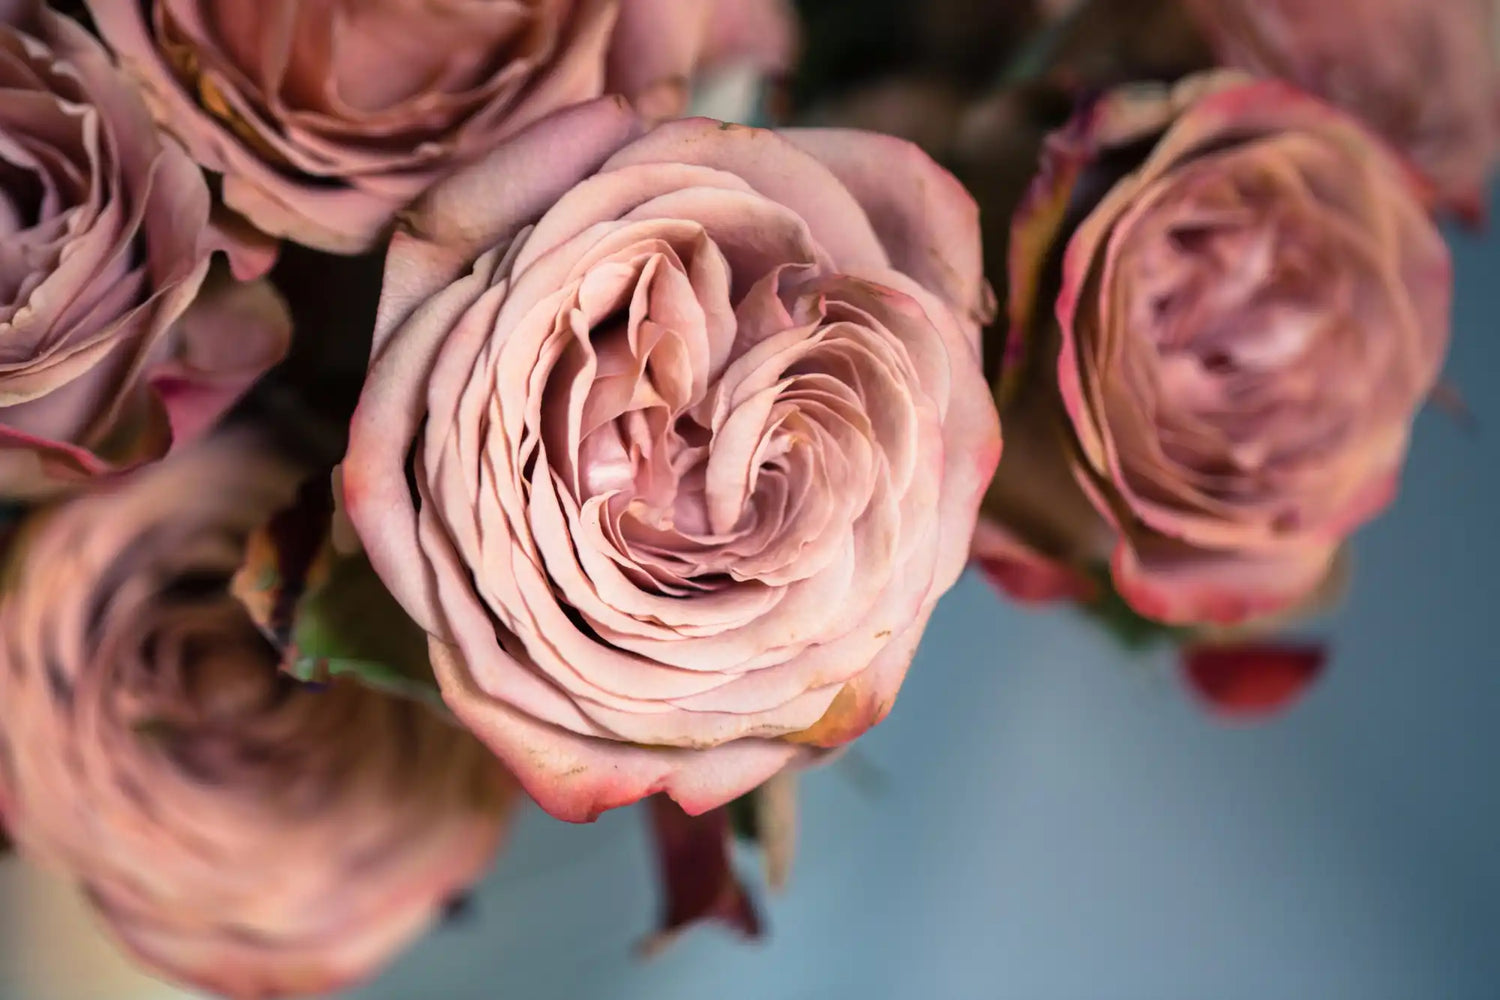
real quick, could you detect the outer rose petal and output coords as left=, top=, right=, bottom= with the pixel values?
left=398, top=97, right=646, bottom=287
left=148, top=272, right=292, bottom=447
left=598, top=118, right=892, bottom=275
left=970, top=518, right=1099, bottom=606
left=346, top=98, right=645, bottom=635
left=607, top=0, right=797, bottom=122
left=430, top=639, right=801, bottom=824
left=1110, top=534, right=1339, bottom=629
left=780, top=128, right=994, bottom=331
left=703, top=0, right=798, bottom=78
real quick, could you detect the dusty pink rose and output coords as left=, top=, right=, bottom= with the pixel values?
left=342, top=98, right=999, bottom=822
left=86, top=0, right=796, bottom=254
left=610, top=0, right=797, bottom=121
left=982, top=72, right=1450, bottom=627
left=0, top=1, right=287, bottom=497
left=0, top=437, right=515, bottom=999
left=1182, top=0, right=1500, bottom=216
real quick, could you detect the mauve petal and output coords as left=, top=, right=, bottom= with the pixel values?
left=786, top=603, right=934, bottom=748
left=481, top=0, right=619, bottom=140
left=970, top=518, right=1099, bottom=606
left=607, top=0, right=713, bottom=121
left=780, top=128, right=990, bottom=331
left=345, top=244, right=515, bottom=636
left=402, top=96, right=644, bottom=271
left=146, top=271, right=291, bottom=446
left=222, top=169, right=428, bottom=255
left=1112, top=532, right=1337, bottom=628
left=702, top=0, right=797, bottom=76
left=1183, top=0, right=1499, bottom=213
left=601, top=119, right=891, bottom=276
left=0, top=422, right=113, bottom=493
left=431, top=638, right=800, bottom=823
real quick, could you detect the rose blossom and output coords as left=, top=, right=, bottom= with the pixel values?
left=86, top=0, right=797, bottom=254
left=0, top=1, right=288, bottom=497
left=342, top=98, right=1000, bottom=822
left=0, top=437, right=515, bottom=999
left=979, top=72, right=1450, bottom=627
left=1182, top=0, right=1500, bottom=215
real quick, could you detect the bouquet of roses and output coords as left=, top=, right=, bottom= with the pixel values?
left=0, top=0, right=1482, bottom=995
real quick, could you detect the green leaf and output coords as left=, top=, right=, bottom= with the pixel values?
left=726, top=792, right=761, bottom=844
left=1076, top=565, right=1197, bottom=651
left=288, top=552, right=442, bottom=709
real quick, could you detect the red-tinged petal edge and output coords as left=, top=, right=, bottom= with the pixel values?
left=1181, top=642, right=1328, bottom=721
left=970, top=518, right=1099, bottom=606
left=974, top=554, right=1099, bottom=606
left=642, top=795, right=762, bottom=956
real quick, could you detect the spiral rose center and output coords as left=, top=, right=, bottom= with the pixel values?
left=519, top=242, right=894, bottom=599
left=1113, top=159, right=1372, bottom=498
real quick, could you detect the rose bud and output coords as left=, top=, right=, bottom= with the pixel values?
left=1181, top=0, right=1500, bottom=217
left=982, top=72, right=1450, bottom=628
left=86, top=0, right=798, bottom=254
left=341, top=98, right=1000, bottom=822
left=0, top=437, right=515, bottom=999
left=0, top=1, right=289, bottom=498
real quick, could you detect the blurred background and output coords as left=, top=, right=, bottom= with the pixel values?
left=3, top=182, right=1495, bottom=1000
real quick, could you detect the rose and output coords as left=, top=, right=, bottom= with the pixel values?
left=610, top=0, right=798, bottom=121
left=981, top=72, right=1450, bottom=626
left=87, top=0, right=797, bottom=254
left=0, top=437, right=514, bottom=999
left=1181, top=0, right=1500, bottom=216
left=342, top=97, right=1000, bottom=822
left=0, top=1, right=288, bottom=498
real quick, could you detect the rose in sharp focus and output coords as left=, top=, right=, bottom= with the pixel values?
left=342, top=98, right=1000, bottom=822
left=0, top=437, right=514, bottom=999
left=982, top=72, right=1450, bottom=627
left=1181, top=0, right=1500, bottom=217
left=86, top=0, right=797, bottom=254
left=0, top=1, right=288, bottom=497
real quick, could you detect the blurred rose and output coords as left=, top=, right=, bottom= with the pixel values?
left=1182, top=0, right=1500, bottom=215
left=0, top=2, right=287, bottom=498
left=984, top=72, right=1450, bottom=626
left=87, top=0, right=796, bottom=254
left=0, top=437, right=514, bottom=999
left=342, top=98, right=999, bottom=822
left=801, top=75, right=969, bottom=158
left=611, top=0, right=797, bottom=121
